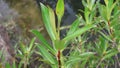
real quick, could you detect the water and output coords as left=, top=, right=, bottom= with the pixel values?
left=1, top=0, right=45, bottom=44
left=0, top=0, right=89, bottom=42
left=0, top=0, right=107, bottom=42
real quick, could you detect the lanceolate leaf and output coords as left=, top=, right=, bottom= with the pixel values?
left=19, top=42, right=26, bottom=54
left=99, top=37, right=108, bottom=55
left=104, top=0, right=108, bottom=6
left=98, top=4, right=107, bottom=21
left=79, top=52, right=94, bottom=58
left=37, top=44, right=56, bottom=64
left=63, top=24, right=94, bottom=42
left=40, top=3, right=56, bottom=40
left=99, top=31, right=113, bottom=42
left=48, top=7, right=58, bottom=39
left=66, top=57, right=82, bottom=68
left=56, top=0, right=64, bottom=22
left=67, top=17, right=81, bottom=36
left=31, top=30, right=56, bottom=54
left=65, top=52, right=94, bottom=68
left=28, top=37, right=36, bottom=52
left=103, top=49, right=118, bottom=60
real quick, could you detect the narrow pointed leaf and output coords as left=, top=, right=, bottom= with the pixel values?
left=63, top=24, right=94, bottom=42
left=28, top=37, right=36, bottom=51
left=19, top=42, right=26, bottom=54
left=67, top=17, right=81, bottom=36
left=31, top=30, right=56, bottom=54
left=99, top=31, right=113, bottom=42
left=103, top=49, right=118, bottom=60
left=48, top=7, right=58, bottom=39
left=37, top=44, right=56, bottom=64
left=40, top=3, right=56, bottom=40
left=56, top=0, right=64, bottom=22
left=66, top=52, right=94, bottom=68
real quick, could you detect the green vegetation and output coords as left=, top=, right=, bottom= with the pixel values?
left=0, top=0, right=120, bottom=68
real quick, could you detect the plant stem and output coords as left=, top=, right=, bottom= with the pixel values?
left=107, top=21, right=112, bottom=35
left=57, top=50, right=61, bottom=68
left=57, top=19, right=61, bottom=39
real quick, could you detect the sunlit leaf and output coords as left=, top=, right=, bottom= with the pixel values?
left=98, top=4, right=107, bottom=21
left=67, top=17, right=81, bottom=36
left=5, top=63, right=11, bottom=68
left=104, top=0, right=108, bottom=6
left=12, top=61, right=16, bottom=68
left=19, top=42, right=26, bottom=54
left=28, top=37, right=36, bottom=52
left=56, top=0, right=64, bottom=22
left=40, top=3, right=56, bottom=40
left=63, top=24, right=94, bottom=43
left=65, top=52, right=94, bottom=68
left=103, top=49, right=118, bottom=60
left=54, top=40, right=65, bottom=50
left=99, top=31, right=113, bottom=42
left=37, top=44, right=56, bottom=64
left=48, top=7, right=58, bottom=39
left=31, top=30, right=56, bottom=54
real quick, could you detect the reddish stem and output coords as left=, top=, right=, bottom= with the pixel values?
left=108, top=21, right=112, bottom=34
left=57, top=50, right=61, bottom=68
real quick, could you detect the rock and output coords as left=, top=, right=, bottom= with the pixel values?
left=0, top=25, right=15, bottom=66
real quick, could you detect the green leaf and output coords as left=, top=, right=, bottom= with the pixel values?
left=89, top=0, right=96, bottom=10
left=79, top=52, right=94, bottom=58
left=12, top=61, right=16, bottom=68
left=37, top=44, right=56, bottom=64
left=54, top=40, right=65, bottom=50
left=67, top=17, right=81, bottom=36
left=99, top=31, right=113, bottom=42
left=107, top=0, right=117, bottom=20
left=65, top=52, right=94, bottom=68
left=31, top=30, right=56, bottom=54
left=19, top=42, right=26, bottom=54
left=28, top=37, right=36, bottom=52
left=63, top=24, right=94, bottom=43
left=48, top=7, right=58, bottom=39
left=40, top=3, right=56, bottom=40
left=56, top=0, right=64, bottom=22
left=82, top=0, right=87, bottom=7
left=99, top=37, right=108, bottom=55
left=104, top=0, right=108, bottom=6
left=98, top=4, right=107, bottom=21
left=103, top=49, right=118, bottom=60
left=108, top=0, right=114, bottom=8
left=5, top=63, right=11, bottom=68
left=66, top=57, right=82, bottom=68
